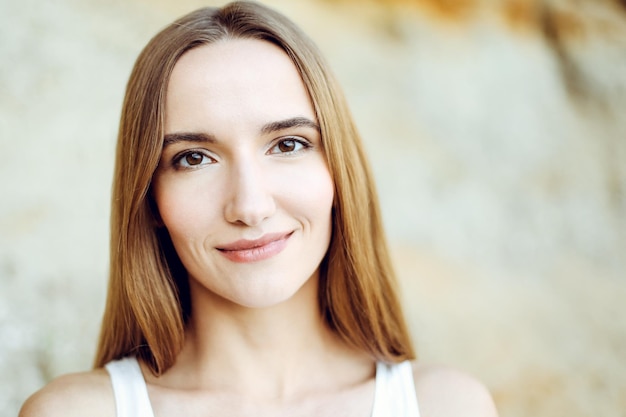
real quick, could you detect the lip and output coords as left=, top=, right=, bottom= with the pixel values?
left=217, top=231, right=293, bottom=263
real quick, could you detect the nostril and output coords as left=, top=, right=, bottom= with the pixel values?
left=223, top=183, right=276, bottom=226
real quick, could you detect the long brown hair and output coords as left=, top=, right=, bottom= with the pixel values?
left=94, top=1, right=414, bottom=375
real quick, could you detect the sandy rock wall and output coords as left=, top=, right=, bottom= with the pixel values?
left=1, top=0, right=624, bottom=416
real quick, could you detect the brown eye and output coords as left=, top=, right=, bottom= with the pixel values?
left=268, top=138, right=308, bottom=155
left=185, top=152, right=204, bottom=165
left=174, top=150, right=213, bottom=169
left=278, top=140, right=296, bottom=153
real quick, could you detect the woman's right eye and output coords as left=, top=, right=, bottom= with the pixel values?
left=173, top=150, right=215, bottom=169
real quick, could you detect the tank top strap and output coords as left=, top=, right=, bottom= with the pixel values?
left=371, top=360, right=421, bottom=417
left=105, top=357, right=419, bottom=417
left=105, top=357, right=155, bottom=417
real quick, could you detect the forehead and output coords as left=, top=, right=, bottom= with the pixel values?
left=165, top=38, right=315, bottom=134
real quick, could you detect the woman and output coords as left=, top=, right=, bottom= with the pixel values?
left=21, top=2, right=497, bottom=416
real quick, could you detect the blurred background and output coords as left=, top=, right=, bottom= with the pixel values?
left=1, top=0, right=625, bottom=415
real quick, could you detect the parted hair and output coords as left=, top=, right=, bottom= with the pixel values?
left=94, top=1, right=415, bottom=375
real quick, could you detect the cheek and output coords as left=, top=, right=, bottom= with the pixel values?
left=152, top=176, right=219, bottom=238
left=314, top=175, right=335, bottom=222
left=284, top=163, right=334, bottom=224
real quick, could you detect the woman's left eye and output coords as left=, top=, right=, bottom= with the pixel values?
left=268, top=138, right=309, bottom=155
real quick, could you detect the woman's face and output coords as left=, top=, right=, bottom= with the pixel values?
left=152, top=39, right=334, bottom=309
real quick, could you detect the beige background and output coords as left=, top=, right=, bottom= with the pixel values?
left=1, top=0, right=625, bottom=416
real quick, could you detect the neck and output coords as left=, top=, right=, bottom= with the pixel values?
left=163, top=275, right=372, bottom=401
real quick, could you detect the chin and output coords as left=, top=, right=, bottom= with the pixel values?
left=224, top=273, right=318, bottom=310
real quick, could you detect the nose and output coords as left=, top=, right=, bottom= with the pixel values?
left=224, top=160, right=276, bottom=226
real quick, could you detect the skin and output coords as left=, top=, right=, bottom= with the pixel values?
left=152, top=38, right=335, bottom=312
left=19, top=39, right=498, bottom=417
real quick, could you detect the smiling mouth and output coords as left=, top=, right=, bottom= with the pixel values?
left=217, top=232, right=293, bottom=263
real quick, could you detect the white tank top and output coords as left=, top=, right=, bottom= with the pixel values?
left=105, top=357, right=420, bottom=417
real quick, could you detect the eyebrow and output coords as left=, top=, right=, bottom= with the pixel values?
left=260, top=117, right=320, bottom=135
left=163, top=132, right=216, bottom=147
left=162, top=117, right=320, bottom=147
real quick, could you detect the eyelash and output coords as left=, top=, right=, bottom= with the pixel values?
left=171, top=149, right=215, bottom=170
left=267, top=137, right=312, bottom=155
left=169, top=137, right=313, bottom=170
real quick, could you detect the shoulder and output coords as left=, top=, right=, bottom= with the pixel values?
left=411, top=362, right=499, bottom=417
left=19, top=368, right=115, bottom=417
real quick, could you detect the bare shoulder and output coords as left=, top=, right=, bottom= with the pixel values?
left=412, top=362, right=499, bottom=417
left=19, top=368, right=114, bottom=417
